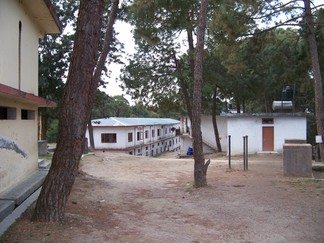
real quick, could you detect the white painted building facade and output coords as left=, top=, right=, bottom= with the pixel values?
left=0, top=0, right=61, bottom=194
left=86, top=117, right=181, bottom=156
left=181, top=113, right=309, bottom=155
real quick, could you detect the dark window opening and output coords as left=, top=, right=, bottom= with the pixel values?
left=21, top=109, right=35, bottom=120
left=101, top=133, right=117, bottom=143
left=137, top=132, right=142, bottom=141
left=0, top=106, right=16, bottom=120
left=262, top=118, right=274, bottom=124
left=128, top=132, right=133, bottom=142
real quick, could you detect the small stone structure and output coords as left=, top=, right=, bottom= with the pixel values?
left=38, top=140, right=48, bottom=156
left=283, top=143, right=313, bottom=177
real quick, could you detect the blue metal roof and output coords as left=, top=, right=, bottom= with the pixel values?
left=91, top=117, right=180, bottom=127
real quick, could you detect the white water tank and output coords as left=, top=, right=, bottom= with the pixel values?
left=272, top=101, right=293, bottom=111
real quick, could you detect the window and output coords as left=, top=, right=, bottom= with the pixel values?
left=18, top=21, right=22, bottom=89
left=138, top=149, right=141, bottom=153
left=152, top=129, right=155, bottom=137
left=157, top=129, right=160, bottom=136
left=137, top=132, right=143, bottom=141
left=128, top=132, right=133, bottom=142
left=146, top=146, right=148, bottom=150
left=101, top=133, right=116, bottom=143
left=145, top=130, right=149, bottom=139
left=165, top=128, right=167, bottom=134
left=21, top=109, right=35, bottom=120
left=262, top=118, right=274, bottom=124
left=0, top=106, right=16, bottom=120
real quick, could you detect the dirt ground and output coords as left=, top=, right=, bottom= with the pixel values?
left=2, top=152, right=324, bottom=243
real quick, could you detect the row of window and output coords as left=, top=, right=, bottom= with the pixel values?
left=128, top=128, right=175, bottom=142
left=101, top=133, right=179, bottom=145
left=0, top=106, right=35, bottom=120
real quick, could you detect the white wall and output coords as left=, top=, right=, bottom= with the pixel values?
left=227, top=117, right=261, bottom=155
left=0, top=0, right=40, bottom=94
left=0, top=1, right=46, bottom=194
left=181, top=114, right=308, bottom=156
left=274, top=116, right=306, bottom=152
left=0, top=97, right=38, bottom=193
left=227, top=116, right=307, bottom=155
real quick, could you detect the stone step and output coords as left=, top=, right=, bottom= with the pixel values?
left=0, top=170, right=48, bottom=206
left=38, top=159, right=50, bottom=170
left=0, top=201, right=15, bottom=222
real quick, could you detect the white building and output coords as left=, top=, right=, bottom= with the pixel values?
left=86, top=117, right=181, bottom=156
left=181, top=113, right=309, bottom=155
left=0, top=0, right=61, bottom=194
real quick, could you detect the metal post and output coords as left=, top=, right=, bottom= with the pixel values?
left=243, top=136, right=246, bottom=170
left=228, top=135, right=231, bottom=169
left=246, top=136, right=248, bottom=170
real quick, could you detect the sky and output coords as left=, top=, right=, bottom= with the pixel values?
left=101, top=20, right=135, bottom=103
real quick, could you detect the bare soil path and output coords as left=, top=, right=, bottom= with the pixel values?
left=2, top=152, right=324, bottom=242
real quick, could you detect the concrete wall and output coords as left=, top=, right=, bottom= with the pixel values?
left=181, top=114, right=307, bottom=156
left=227, top=116, right=261, bottom=155
left=0, top=1, right=49, bottom=194
left=0, top=0, right=40, bottom=94
left=0, top=97, right=38, bottom=193
left=227, top=116, right=306, bottom=155
left=274, top=117, right=306, bottom=152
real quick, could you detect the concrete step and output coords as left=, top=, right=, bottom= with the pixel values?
left=0, top=201, right=15, bottom=222
left=0, top=170, right=48, bottom=207
left=0, top=188, right=41, bottom=236
left=38, top=159, right=50, bottom=170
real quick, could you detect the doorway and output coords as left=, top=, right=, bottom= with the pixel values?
left=262, top=127, right=274, bottom=151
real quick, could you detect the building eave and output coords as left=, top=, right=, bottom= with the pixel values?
left=0, top=83, right=56, bottom=108
left=220, top=112, right=313, bottom=118
left=21, top=0, right=62, bottom=36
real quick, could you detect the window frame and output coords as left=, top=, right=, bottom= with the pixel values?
left=128, top=132, right=133, bottom=142
left=101, top=133, right=117, bottom=143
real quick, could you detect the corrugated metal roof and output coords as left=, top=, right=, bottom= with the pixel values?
left=91, top=117, right=180, bottom=127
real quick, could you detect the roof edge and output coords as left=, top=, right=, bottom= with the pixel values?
left=0, top=83, right=56, bottom=108
left=43, top=0, right=63, bottom=33
left=220, top=112, right=313, bottom=117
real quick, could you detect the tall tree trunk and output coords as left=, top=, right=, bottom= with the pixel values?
left=32, top=0, right=108, bottom=222
left=236, top=100, right=241, bottom=113
left=304, top=0, right=324, bottom=161
left=88, top=119, right=95, bottom=150
left=192, top=0, right=209, bottom=188
left=172, top=51, right=193, bottom=121
left=86, top=0, right=119, bottom=152
left=212, top=88, right=222, bottom=152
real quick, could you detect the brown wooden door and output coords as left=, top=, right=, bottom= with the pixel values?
left=262, top=127, right=274, bottom=151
